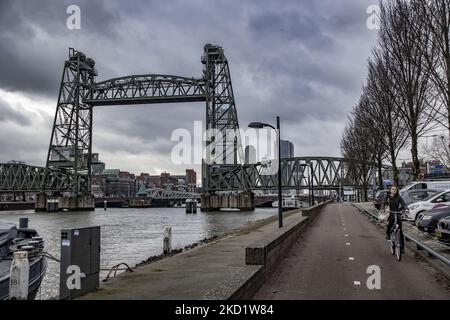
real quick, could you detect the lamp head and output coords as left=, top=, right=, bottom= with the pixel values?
left=248, top=122, right=266, bottom=129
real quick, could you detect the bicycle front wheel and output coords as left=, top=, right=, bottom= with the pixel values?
left=390, top=235, right=395, bottom=255
left=395, top=231, right=402, bottom=261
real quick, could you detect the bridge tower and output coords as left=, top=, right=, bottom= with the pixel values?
left=37, top=49, right=97, bottom=211
left=46, top=48, right=97, bottom=194
left=201, top=44, right=243, bottom=187
left=200, top=44, right=253, bottom=211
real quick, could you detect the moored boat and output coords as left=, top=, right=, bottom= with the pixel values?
left=0, top=219, right=47, bottom=300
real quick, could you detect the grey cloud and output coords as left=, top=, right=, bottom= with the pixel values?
left=0, top=0, right=120, bottom=96
left=0, top=97, right=31, bottom=126
left=0, top=0, right=379, bottom=172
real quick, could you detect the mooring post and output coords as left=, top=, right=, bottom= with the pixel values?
left=19, top=217, right=29, bottom=229
left=163, top=226, right=172, bottom=254
left=9, top=251, right=29, bottom=300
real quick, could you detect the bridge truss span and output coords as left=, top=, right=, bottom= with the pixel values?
left=207, top=157, right=376, bottom=192
left=0, top=163, right=86, bottom=193
left=83, top=74, right=207, bottom=106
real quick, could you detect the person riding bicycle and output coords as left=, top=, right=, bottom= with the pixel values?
left=381, top=185, right=406, bottom=252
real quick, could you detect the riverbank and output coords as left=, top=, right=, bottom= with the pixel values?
left=0, top=201, right=34, bottom=211
left=80, top=203, right=329, bottom=300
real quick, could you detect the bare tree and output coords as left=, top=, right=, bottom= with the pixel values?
left=355, top=91, right=388, bottom=190
left=423, top=135, right=450, bottom=169
left=364, top=50, right=409, bottom=186
left=414, top=0, right=450, bottom=144
left=341, top=95, right=382, bottom=201
left=379, top=0, right=439, bottom=179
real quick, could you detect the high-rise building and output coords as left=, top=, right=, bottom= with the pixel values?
left=91, top=153, right=105, bottom=175
left=280, top=140, right=294, bottom=158
left=245, top=145, right=257, bottom=164
left=186, top=169, right=197, bottom=185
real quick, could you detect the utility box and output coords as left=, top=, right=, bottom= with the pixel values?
left=59, top=226, right=100, bottom=300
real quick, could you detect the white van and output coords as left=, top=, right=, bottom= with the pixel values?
left=400, top=181, right=450, bottom=196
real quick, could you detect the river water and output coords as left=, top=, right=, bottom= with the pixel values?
left=0, top=207, right=277, bottom=299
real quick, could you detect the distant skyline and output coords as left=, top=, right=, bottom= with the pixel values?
left=0, top=0, right=382, bottom=175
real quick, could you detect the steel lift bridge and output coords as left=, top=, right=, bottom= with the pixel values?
left=0, top=44, right=375, bottom=211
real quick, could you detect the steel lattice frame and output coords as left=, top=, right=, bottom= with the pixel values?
left=201, top=44, right=242, bottom=168
left=207, top=157, right=376, bottom=191
left=0, top=163, right=81, bottom=192
left=0, top=44, right=379, bottom=194
left=145, top=188, right=201, bottom=200
left=84, top=75, right=207, bottom=106
left=46, top=48, right=96, bottom=194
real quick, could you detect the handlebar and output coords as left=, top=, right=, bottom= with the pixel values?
left=378, top=209, right=408, bottom=221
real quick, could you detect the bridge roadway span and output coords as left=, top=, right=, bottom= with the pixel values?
left=80, top=203, right=450, bottom=300
left=255, top=203, right=450, bottom=299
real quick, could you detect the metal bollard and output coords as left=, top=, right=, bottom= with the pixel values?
left=163, top=227, right=172, bottom=254
left=104, top=200, right=107, bottom=211
left=9, top=251, right=29, bottom=300
left=19, top=217, right=29, bottom=229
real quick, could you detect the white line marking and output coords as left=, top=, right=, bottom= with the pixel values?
left=346, top=242, right=350, bottom=245
left=353, top=281, right=361, bottom=285
left=349, top=257, right=355, bottom=260
left=344, top=234, right=349, bottom=237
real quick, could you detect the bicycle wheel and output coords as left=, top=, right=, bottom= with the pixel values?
left=395, top=231, right=402, bottom=261
left=390, top=233, right=395, bottom=255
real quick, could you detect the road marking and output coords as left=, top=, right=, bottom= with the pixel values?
left=344, top=234, right=349, bottom=237
left=344, top=228, right=347, bottom=231
left=349, top=257, right=355, bottom=260
left=353, top=281, right=361, bottom=285
left=346, top=242, right=350, bottom=245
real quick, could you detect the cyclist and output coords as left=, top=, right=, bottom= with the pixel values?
left=381, top=185, right=406, bottom=252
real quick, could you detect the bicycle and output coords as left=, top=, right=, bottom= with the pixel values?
left=388, top=210, right=405, bottom=261
left=378, top=209, right=405, bottom=261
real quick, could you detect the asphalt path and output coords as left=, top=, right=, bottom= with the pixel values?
left=254, top=203, right=450, bottom=299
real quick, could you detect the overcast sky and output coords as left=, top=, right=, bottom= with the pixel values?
left=0, top=0, right=384, bottom=176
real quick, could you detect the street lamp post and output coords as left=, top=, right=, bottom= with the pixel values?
left=309, top=162, right=315, bottom=205
left=249, top=117, right=283, bottom=228
left=307, top=173, right=312, bottom=206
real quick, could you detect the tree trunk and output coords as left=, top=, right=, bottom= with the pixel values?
left=389, top=138, right=399, bottom=186
left=377, top=157, right=383, bottom=189
left=411, top=133, right=421, bottom=179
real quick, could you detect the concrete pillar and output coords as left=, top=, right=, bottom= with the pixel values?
left=186, top=200, right=197, bottom=213
left=9, top=251, right=29, bottom=300
left=35, top=193, right=47, bottom=211
left=163, top=226, right=172, bottom=254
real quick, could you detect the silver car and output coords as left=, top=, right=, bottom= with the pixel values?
left=402, top=189, right=439, bottom=206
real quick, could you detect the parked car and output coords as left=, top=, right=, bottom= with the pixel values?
left=415, top=207, right=450, bottom=233
left=435, top=216, right=450, bottom=245
left=400, top=180, right=450, bottom=195
left=373, top=190, right=389, bottom=210
left=406, top=189, right=450, bottom=222
left=402, top=189, right=439, bottom=206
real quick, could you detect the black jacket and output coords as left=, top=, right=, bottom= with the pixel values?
left=382, top=193, right=407, bottom=214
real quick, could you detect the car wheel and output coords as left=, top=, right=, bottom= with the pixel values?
left=414, top=212, right=424, bottom=225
